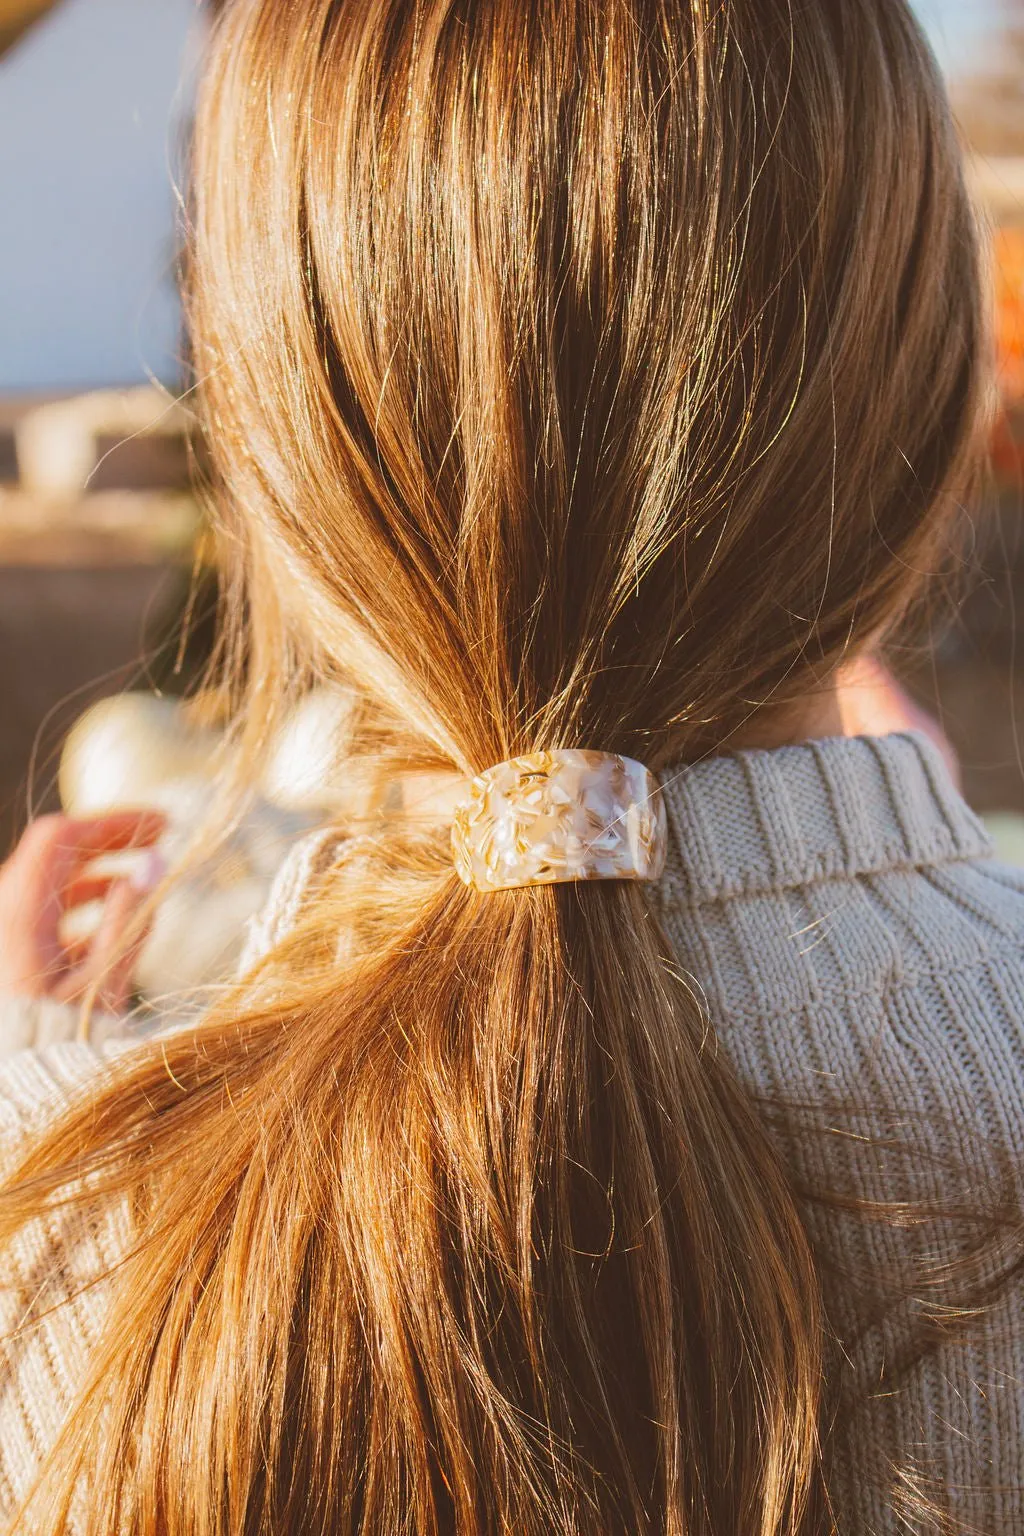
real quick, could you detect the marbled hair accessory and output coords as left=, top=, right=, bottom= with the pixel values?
left=452, top=750, right=667, bottom=893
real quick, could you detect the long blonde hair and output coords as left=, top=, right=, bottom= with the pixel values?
left=1, top=0, right=989, bottom=1531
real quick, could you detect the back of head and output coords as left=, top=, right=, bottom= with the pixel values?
left=3, top=2, right=988, bottom=1533
left=194, top=0, right=985, bottom=774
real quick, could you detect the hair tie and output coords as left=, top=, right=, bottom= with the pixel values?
left=452, top=750, right=667, bottom=892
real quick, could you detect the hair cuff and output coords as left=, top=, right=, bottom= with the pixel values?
left=451, top=750, right=667, bottom=892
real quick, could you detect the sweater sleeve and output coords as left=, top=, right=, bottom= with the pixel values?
left=0, top=993, right=128, bottom=1059
left=0, top=989, right=130, bottom=1062
left=0, top=1032, right=133, bottom=1526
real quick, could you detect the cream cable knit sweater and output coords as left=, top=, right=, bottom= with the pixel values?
left=2, top=732, right=1024, bottom=1531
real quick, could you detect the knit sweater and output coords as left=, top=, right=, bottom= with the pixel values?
left=3, top=731, right=1024, bottom=1531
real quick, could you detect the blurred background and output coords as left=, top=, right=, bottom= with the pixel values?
left=3, top=0, right=1024, bottom=1000
left=0, top=0, right=212, bottom=864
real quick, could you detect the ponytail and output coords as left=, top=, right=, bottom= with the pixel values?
left=3, top=850, right=825, bottom=1534
left=1, top=0, right=985, bottom=1529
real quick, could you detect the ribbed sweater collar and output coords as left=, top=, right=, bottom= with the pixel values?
left=658, top=731, right=993, bottom=905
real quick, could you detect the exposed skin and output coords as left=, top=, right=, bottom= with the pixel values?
left=731, top=659, right=960, bottom=782
left=0, top=662, right=956, bottom=1015
left=0, top=809, right=165, bottom=1014
left=836, top=654, right=961, bottom=784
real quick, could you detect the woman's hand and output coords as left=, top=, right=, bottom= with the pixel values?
left=0, top=810, right=165, bottom=1014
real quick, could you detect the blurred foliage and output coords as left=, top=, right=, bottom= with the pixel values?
left=993, top=229, right=1024, bottom=486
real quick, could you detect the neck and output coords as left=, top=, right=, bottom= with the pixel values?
left=726, top=654, right=935, bottom=756
left=727, top=681, right=844, bottom=753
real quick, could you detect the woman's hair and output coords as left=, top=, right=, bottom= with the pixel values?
left=1, top=1, right=990, bottom=1532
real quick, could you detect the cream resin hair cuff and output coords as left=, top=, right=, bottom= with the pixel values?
left=451, top=750, right=667, bottom=892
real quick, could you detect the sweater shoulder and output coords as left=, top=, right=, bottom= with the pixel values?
left=659, top=850, right=1024, bottom=1166
left=661, top=852, right=1024, bottom=1036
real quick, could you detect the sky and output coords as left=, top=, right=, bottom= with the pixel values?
left=916, top=0, right=1002, bottom=73
left=0, top=0, right=1012, bottom=395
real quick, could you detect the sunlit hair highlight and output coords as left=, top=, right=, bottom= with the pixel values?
left=0, top=0, right=991, bottom=1532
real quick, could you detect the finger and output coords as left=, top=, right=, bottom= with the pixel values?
left=62, top=875, right=117, bottom=911
left=54, top=881, right=152, bottom=1014
left=11, top=816, right=84, bottom=907
left=90, top=882, right=150, bottom=1015
left=54, top=957, right=139, bottom=1016
left=61, top=849, right=167, bottom=967
left=52, top=811, right=166, bottom=861
left=0, top=812, right=164, bottom=1000
left=15, top=811, right=166, bottom=911
left=4, top=817, right=85, bottom=972
left=61, top=934, right=94, bottom=968
left=65, top=847, right=168, bottom=913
